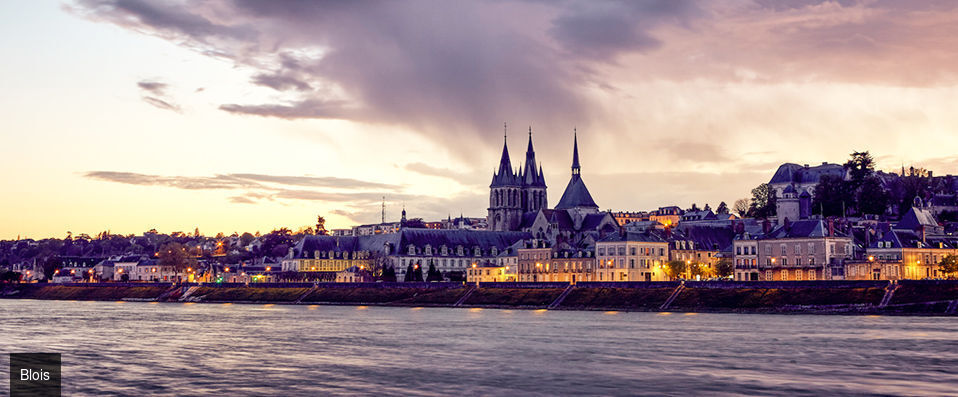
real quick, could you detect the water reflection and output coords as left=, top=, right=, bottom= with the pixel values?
left=1, top=300, right=957, bottom=396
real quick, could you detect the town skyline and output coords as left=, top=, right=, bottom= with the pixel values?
left=5, top=1, right=958, bottom=239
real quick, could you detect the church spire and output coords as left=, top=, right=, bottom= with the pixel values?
left=571, top=128, right=580, bottom=176
left=492, top=122, right=514, bottom=186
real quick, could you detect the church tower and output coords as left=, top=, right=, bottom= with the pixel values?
left=488, top=124, right=523, bottom=231
left=520, top=127, right=547, bottom=214
left=555, top=129, right=599, bottom=216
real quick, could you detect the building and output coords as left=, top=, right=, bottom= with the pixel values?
left=769, top=162, right=846, bottom=225
left=859, top=203, right=957, bottom=280
left=733, top=233, right=760, bottom=281
left=487, top=126, right=548, bottom=231
left=516, top=241, right=595, bottom=283
left=467, top=262, right=516, bottom=283
left=667, top=226, right=735, bottom=278
left=595, top=231, right=670, bottom=282
left=610, top=211, right=650, bottom=226
left=284, top=229, right=531, bottom=282
left=753, top=219, right=853, bottom=281
left=650, top=206, right=682, bottom=227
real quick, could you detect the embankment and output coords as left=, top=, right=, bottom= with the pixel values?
left=3, top=280, right=957, bottom=315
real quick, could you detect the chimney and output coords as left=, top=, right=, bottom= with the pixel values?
left=762, top=219, right=771, bottom=233
left=827, top=219, right=834, bottom=237
left=920, top=225, right=926, bottom=244
left=783, top=217, right=791, bottom=232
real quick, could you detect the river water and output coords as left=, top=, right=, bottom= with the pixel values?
left=1, top=300, right=957, bottom=396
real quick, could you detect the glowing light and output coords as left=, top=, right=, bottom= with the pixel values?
left=684, top=312, right=698, bottom=316
left=225, top=267, right=230, bottom=272
left=357, top=306, right=368, bottom=310
left=658, top=312, right=672, bottom=316
left=308, top=305, right=318, bottom=310
left=604, top=311, right=619, bottom=315
left=266, top=266, right=271, bottom=272
left=469, top=308, right=483, bottom=312
left=411, top=307, right=423, bottom=311
left=534, top=309, right=547, bottom=313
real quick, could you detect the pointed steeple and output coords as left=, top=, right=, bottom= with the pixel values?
left=492, top=122, right=516, bottom=186
left=523, top=126, right=541, bottom=186
left=571, top=128, right=581, bottom=177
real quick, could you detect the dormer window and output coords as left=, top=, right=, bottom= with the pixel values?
left=457, top=245, right=464, bottom=256
left=441, top=245, right=448, bottom=256
left=424, top=244, right=432, bottom=255
left=474, top=247, right=481, bottom=256
left=491, top=247, right=499, bottom=256
left=408, top=245, right=416, bottom=255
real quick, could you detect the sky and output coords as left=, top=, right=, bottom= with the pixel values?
left=3, top=0, right=958, bottom=239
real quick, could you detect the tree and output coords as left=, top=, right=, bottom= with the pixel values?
left=733, top=198, right=750, bottom=218
left=939, top=254, right=958, bottom=278
left=157, top=242, right=197, bottom=272
left=844, top=151, right=875, bottom=186
left=426, top=264, right=443, bottom=282
left=812, top=175, right=852, bottom=217
left=716, top=201, right=729, bottom=215
left=381, top=266, right=397, bottom=282
left=704, top=203, right=712, bottom=212
left=316, top=215, right=328, bottom=236
left=1, top=271, right=21, bottom=283
left=689, top=203, right=700, bottom=212
left=403, top=264, right=415, bottom=282
left=749, top=183, right=776, bottom=218
left=665, top=260, right=687, bottom=280
left=857, top=176, right=890, bottom=216
left=365, top=251, right=389, bottom=279
left=412, top=263, right=424, bottom=282
left=714, top=259, right=733, bottom=278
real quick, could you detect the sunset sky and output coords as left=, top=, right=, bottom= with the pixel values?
left=3, top=0, right=958, bottom=239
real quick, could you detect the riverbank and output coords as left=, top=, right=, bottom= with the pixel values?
left=3, top=280, right=957, bottom=315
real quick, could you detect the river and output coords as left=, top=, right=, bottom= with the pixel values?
left=1, top=300, right=957, bottom=396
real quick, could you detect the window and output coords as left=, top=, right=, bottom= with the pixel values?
left=795, top=269, right=803, bottom=280
left=808, top=270, right=816, bottom=280
left=795, top=244, right=802, bottom=256
left=598, top=247, right=605, bottom=256
left=781, top=270, right=788, bottom=280
left=781, top=245, right=787, bottom=255
left=631, top=247, right=637, bottom=256
left=751, top=246, right=756, bottom=255
left=765, top=270, right=773, bottom=280
left=629, top=259, right=635, bottom=269
left=765, top=245, right=772, bottom=255
left=736, top=246, right=742, bottom=255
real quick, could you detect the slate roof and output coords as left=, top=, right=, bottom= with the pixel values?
left=556, top=176, right=598, bottom=209
left=895, top=206, right=940, bottom=231
left=760, top=220, right=846, bottom=239
left=869, top=230, right=958, bottom=249
left=292, top=229, right=531, bottom=259
left=769, top=163, right=846, bottom=185
left=671, top=226, right=735, bottom=251
left=598, top=230, right=668, bottom=243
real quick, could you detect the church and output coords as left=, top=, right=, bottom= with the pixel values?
left=487, top=127, right=618, bottom=248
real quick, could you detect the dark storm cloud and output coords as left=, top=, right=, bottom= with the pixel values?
left=549, top=0, right=700, bottom=59
left=72, top=0, right=958, bottom=162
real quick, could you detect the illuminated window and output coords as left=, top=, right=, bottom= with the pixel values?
left=781, top=270, right=788, bottom=280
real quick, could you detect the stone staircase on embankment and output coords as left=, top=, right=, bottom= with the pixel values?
left=453, top=285, right=477, bottom=307
left=547, top=285, right=574, bottom=309
left=878, top=281, right=899, bottom=308
left=659, top=283, right=685, bottom=311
